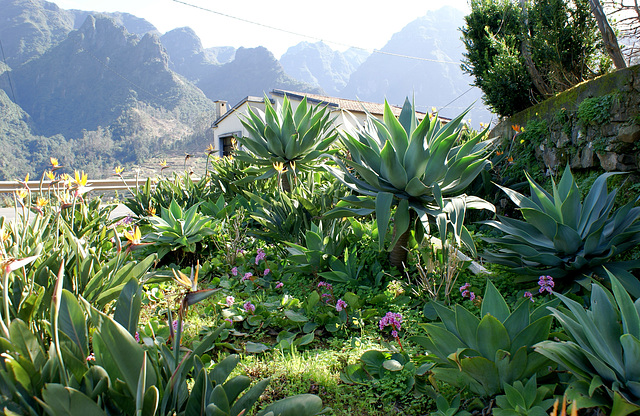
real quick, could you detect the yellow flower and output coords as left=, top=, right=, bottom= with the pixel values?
left=431, top=107, right=437, bottom=113
left=114, top=166, right=124, bottom=175
left=159, top=160, right=167, bottom=167
left=36, top=197, right=48, bottom=208
left=45, top=171, right=55, bottom=181
left=74, top=170, right=88, bottom=187
left=172, top=262, right=199, bottom=291
left=520, top=139, right=525, bottom=144
left=123, top=226, right=141, bottom=245
left=205, top=144, right=215, bottom=155
left=273, top=161, right=286, bottom=173
left=0, top=228, right=10, bottom=243
left=146, top=206, right=156, bottom=216
left=15, top=189, right=28, bottom=200
left=50, top=157, right=59, bottom=167
left=512, top=124, right=521, bottom=133
left=24, top=173, right=30, bottom=183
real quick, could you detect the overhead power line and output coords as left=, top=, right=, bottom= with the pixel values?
left=171, top=0, right=461, bottom=65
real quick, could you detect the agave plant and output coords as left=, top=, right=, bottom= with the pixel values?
left=534, top=271, right=640, bottom=416
left=409, top=280, right=557, bottom=397
left=236, top=94, right=338, bottom=192
left=324, top=98, right=494, bottom=269
left=482, top=167, right=640, bottom=296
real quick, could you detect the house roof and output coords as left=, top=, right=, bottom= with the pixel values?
left=271, top=89, right=450, bottom=123
left=212, top=90, right=450, bottom=128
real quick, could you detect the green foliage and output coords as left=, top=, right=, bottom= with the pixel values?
left=534, top=272, right=640, bottom=416
left=235, top=95, right=337, bottom=191
left=430, top=395, right=471, bottom=416
left=577, top=94, right=615, bottom=126
left=410, top=280, right=557, bottom=397
left=493, top=376, right=556, bottom=416
left=144, top=200, right=215, bottom=264
left=341, top=350, right=433, bottom=405
left=461, top=0, right=609, bottom=116
left=482, top=167, right=640, bottom=295
left=325, top=98, right=494, bottom=268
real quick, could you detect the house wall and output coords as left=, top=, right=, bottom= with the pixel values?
left=212, top=100, right=267, bottom=157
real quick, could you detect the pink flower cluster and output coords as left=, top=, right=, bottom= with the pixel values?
left=379, top=312, right=402, bottom=338
left=460, top=283, right=476, bottom=301
left=275, top=281, right=284, bottom=289
left=336, top=299, right=348, bottom=312
left=538, top=275, right=554, bottom=293
left=242, top=272, right=253, bottom=282
left=243, top=301, right=256, bottom=313
left=255, top=248, right=266, bottom=265
left=524, top=291, right=535, bottom=302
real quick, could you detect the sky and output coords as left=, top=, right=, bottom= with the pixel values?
left=51, top=0, right=471, bottom=58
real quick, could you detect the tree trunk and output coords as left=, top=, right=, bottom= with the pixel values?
left=520, top=0, right=553, bottom=96
left=280, top=172, right=291, bottom=192
left=389, top=226, right=411, bottom=271
left=589, top=0, right=627, bottom=69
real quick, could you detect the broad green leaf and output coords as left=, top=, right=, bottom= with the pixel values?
left=256, top=394, right=324, bottom=416
left=375, top=192, right=394, bottom=249
left=481, top=279, right=511, bottom=322
left=229, top=377, right=270, bottom=416
left=59, top=290, right=88, bottom=358
left=113, top=278, right=141, bottom=337
left=476, top=314, right=510, bottom=360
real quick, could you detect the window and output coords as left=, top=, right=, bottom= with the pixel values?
left=219, top=133, right=239, bottom=157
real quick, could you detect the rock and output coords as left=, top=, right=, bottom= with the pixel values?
left=557, top=131, right=571, bottom=148
left=597, top=152, right=619, bottom=171
left=581, top=145, right=596, bottom=168
left=617, top=124, right=640, bottom=144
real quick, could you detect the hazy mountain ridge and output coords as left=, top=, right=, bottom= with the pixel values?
left=279, top=41, right=369, bottom=96
left=340, top=7, right=491, bottom=124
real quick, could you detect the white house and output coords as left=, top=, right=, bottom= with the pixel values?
left=210, top=89, right=449, bottom=157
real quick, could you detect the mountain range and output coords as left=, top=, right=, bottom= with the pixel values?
left=0, top=0, right=491, bottom=180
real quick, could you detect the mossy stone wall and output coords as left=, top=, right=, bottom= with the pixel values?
left=490, top=64, right=640, bottom=173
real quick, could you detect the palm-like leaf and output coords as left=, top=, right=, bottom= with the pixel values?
left=325, top=98, right=494, bottom=266
left=482, top=168, right=640, bottom=296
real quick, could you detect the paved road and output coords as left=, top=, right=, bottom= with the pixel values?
left=0, top=204, right=134, bottom=222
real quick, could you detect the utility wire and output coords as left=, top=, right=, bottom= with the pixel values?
left=171, top=0, right=461, bottom=65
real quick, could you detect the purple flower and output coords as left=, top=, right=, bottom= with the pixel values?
left=336, top=299, right=348, bottom=312
left=379, top=312, right=402, bottom=331
left=242, top=272, right=253, bottom=282
left=231, top=267, right=238, bottom=276
left=321, top=293, right=333, bottom=303
left=226, top=295, right=235, bottom=307
left=469, top=292, right=476, bottom=301
left=459, top=282, right=471, bottom=293
left=538, top=275, right=554, bottom=294
left=225, top=318, right=233, bottom=325
left=391, top=329, right=398, bottom=338
left=135, top=332, right=140, bottom=342
left=255, top=248, right=266, bottom=264
left=275, top=281, right=284, bottom=289
left=243, top=301, right=256, bottom=313
left=263, top=268, right=270, bottom=276
left=317, top=281, right=333, bottom=290
left=173, top=320, right=179, bottom=331
left=524, top=291, right=535, bottom=302
left=462, top=290, right=470, bottom=298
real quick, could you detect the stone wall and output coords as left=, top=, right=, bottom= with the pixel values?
left=490, top=64, right=640, bottom=173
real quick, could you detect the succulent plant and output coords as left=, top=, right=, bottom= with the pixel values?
left=236, top=94, right=338, bottom=192
left=325, top=98, right=494, bottom=269
left=482, top=167, right=640, bottom=296
left=535, top=271, right=640, bottom=416
left=410, top=280, right=557, bottom=397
